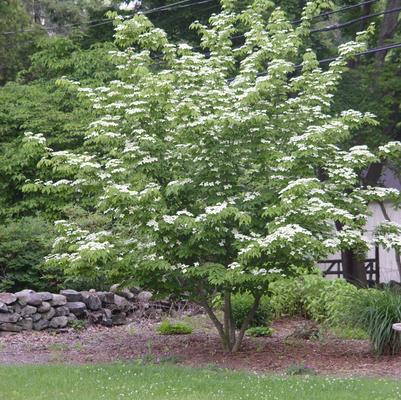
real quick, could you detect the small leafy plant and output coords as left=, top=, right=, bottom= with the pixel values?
left=69, top=319, right=86, bottom=331
left=245, top=326, right=273, bottom=337
left=286, top=363, right=317, bottom=376
left=157, top=320, right=193, bottom=335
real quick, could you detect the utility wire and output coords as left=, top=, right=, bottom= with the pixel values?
left=0, top=0, right=217, bottom=35
left=252, top=41, right=401, bottom=79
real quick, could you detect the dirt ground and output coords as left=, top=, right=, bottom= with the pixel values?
left=1, top=316, right=400, bottom=377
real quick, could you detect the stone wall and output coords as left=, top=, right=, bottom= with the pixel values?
left=0, top=287, right=168, bottom=333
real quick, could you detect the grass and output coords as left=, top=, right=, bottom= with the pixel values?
left=0, top=363, right=400, bottom=400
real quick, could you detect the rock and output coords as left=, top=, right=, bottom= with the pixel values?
left=112, top=311, right=127, bottom=325
left=50, top=294, right=67, bottom=306
left=31, top=313, right=42, bottom=322
left=120, top=288, right=135, bottom=300
left=137, top=291, right=152, bottom=303
left=37, top=302, right=51, bottom=313
left=86, top=294, right=102, bottom=311
left=20, top=305, right=37, bottom=317
left=15, top=291, right=42, bottom=307
left=67, top=314, right=77, bottom=323
left=49, top=316, right=68, bottom=329
left=0, top=313, right=20, bottom=323
left=88, top=311, right=103, bottom=324
left=0, top=293, right=17, bottom=305
left=37, top=292, right=53, bottom=302
left=18, top=318, right=33, bottom=331
left=60, top=289, right=83, bottom=303
left=101, top=308, right=113, bottom=327
left=97, top=291, right=115, bottom=304
left=54, top=306, right=70, bottom=317
left=42, top=307, right=56, bottom=320
left=114, top=295, right=132, bottom=312
left=287, top=322, right=320, bottom=340
left=0, top=302, right=9, bottom=313
left=0, top=323, right=22, bottom=332
left=110, top=284, right=120, bottom=293
left=67, top=302, right=87, bottom=317
left=33, top=319, right=49, bottom=331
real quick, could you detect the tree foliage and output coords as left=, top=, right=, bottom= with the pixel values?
left=23, top=0, right=401, bottom=351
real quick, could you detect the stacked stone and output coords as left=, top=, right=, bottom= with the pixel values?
left=0, top=288, right=133, bottom=333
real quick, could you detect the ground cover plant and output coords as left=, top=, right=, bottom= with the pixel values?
left=22, top=0, right=401, bottom=352
left=1, top=363, right=401, bottom=400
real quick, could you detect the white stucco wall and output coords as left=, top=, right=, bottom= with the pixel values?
left=317, top=201, right=400, bottom=283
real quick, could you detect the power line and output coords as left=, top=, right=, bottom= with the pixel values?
left=311, top=5, right=401, bottom=34
left=252, top=41, right=401, bottom=80
left=293, top=0, right=380, bottom=24
left=0, top=0, right=217, bottom=35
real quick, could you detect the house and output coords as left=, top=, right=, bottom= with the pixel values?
left=318, top=163, right=401, bottom=283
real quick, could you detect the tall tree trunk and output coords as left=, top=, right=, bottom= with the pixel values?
left=341, top=249, right=368, bottom=287
left=335, top=221, right=368, bottom=287
left=375, top=0, right=401, bottom=66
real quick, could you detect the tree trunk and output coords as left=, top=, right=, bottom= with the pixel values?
left=375, top=0, right=401, bottom=66
left=341, top=249, right=368, bottom=287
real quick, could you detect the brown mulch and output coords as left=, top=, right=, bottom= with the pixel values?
left=1, top=317, right=401, bottom=377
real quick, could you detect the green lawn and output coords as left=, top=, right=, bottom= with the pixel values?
left=0, top=363, right=400, bottom=400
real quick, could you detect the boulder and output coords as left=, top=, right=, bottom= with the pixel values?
left=0, top=323, right=22, bottom=332
left=18, top=318, right=33, bottom=331
left=111, top=311, right=127, bottom=325
left=31, top=313, right=42, bottom=322
left=54, top=306, right=70, bottom=317
left=0, top=293, right=17, bottom=305
left=0, top=302, right=9, bottom=313
left=42, top=307, right=56, bottom=320
left=0, top=313, right=20, bottom=323
left=33, top=319, right=49, bottom=331
left=88, top=311, right=103, bottom=324
left=37, top=302, right=51, bottom=313
left=86, top=294, right=102, bottom=311
left=97, top=291, right=115, bottom=304
left=66, top=302, right=87, bottom=317
left=137, top=291, right=152, bottom=303
left=67, top=314, right=77, bottom=323
left=110, top=284, right=120, bottom=293
left=101, top=308, right=113, bottom=327
left=50, top=294, right=67, bottom=306
left=114, top=295, right=132, bottom=312
left=49, top=316, right=68, bottom=329
left=120, top=288, right=135, bottom=300
left=20, top=305, right=37, bottom=317
left=15, top=291, right=42, bottom=307
left=37, top=292, right=54, bottom=302
left=60, top=289, right=83, bottom=303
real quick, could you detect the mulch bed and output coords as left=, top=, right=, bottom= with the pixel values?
left=1, top=317, right=400, bottom=377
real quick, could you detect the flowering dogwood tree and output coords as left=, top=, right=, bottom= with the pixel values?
left=23, top=0, right=401, bottom=352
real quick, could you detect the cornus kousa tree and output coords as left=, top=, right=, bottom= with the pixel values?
left=23, top=0, right=401, bottom=352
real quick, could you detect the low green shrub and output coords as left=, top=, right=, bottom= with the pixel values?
left=269, top=273, right=357, bottom=324
left=231, top=293, right=271, bottom=329
left=245, top=326, right=273, bottom=337
left=347, top=288, right=401, bottom=355
left=286, top=363, right=317, bottom=376
left=157, top=320, right=193, bottom=335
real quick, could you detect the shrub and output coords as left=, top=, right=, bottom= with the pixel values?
left=269, top=274, right=357, bottom=324
left=347, top=288, right=401, bottom=355
left=0, top=216, right=55, bottom=292
left=157, top=320, right=193, bottom=335
left=286, top=363, right=317, bottom=376
left=231, top=293, right=271, bottom=329
left=245, top=326, right=273, bottom=337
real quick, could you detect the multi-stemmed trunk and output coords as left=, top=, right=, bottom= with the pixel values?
left=198, top=288, right=261, bottom=353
